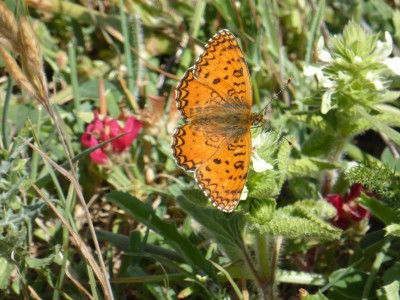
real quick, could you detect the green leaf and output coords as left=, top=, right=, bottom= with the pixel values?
left=0, top=202, right=47, bottom=229
left=377, top=281, right=400, bottom=300
left=0, top=257, right=14, bottom=290
left=329, top=268, right=371, bottom=299
left=358, top=107, right=400, bottom=147
left=0, top=140, right=27, bottom=176
left=302, top=291, right=330, bottom=300
left=359, top=194, right=394, bottom=225
left=96, top=230, right=186, bottom=263
left=291, top=114, right=330, bottom=131
left=176, top=190, right=246, bottom=262
left=249, top=201, right=341, bottom=239
left=277, top=269, right=327, bottom=286
left=382, top=261, right=400, bottom=284
left=25, top=255, right=55, bottom=270
left=301, top=131, right=336, bottom=156
left=385, top=225, right=400, bottom=237
left=248, top=198, right=276, bottom=224
left=248, top=130, right=291, bottom=199
left=289, top=157, right=339, bottom=177
left=107, top=191, right=214, bottom=277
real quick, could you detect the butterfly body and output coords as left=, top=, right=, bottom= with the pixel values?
left=172, top=29, right=260, bottom=212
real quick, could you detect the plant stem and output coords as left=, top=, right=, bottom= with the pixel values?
left=254, top=235, right=282, bottom=299
left=362, top=236, right=393, bottom=299
left=2, top=77, right=12, bottom=149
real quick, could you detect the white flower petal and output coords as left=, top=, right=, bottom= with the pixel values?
left=321, top=89, right=334, bottom=114
left=374, top=31, right=393, bottom=60
left=252, top=152, right=273, bottom=172
left=240, top=186, right=248, bottom=200
left=304, top=65, right=320, bottom=76
left=320, top=75, right=335, bottom=88
left=317, top=37, right=332, bottom=62
left=384, top=57, right=400, bottom=75
left=338, top=71, right=351, bottom=81
left=373, top=79, right=384, bottom=90
left=252, top=132, right=264, bottom=148
left=319, top=50, right=333, bottom=62
left=366, top=72, right=384, bottom=90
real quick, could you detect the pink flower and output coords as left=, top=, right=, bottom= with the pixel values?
left=81, top=111, right=142, bottom=164
left=326, top=184, right=372, bottom=230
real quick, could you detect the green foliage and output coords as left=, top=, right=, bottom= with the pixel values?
left=249, top=200, right=341, bottom=239
left=107, top=191, right=215, bottom=277
left=346, top=161, right=400, bottom=210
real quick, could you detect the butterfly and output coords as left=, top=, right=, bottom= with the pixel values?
left=172, top=29, right=263, bottom=212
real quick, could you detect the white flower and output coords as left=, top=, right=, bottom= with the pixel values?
left=321, top=89, right=334, bottom=114
left=374, top=31, right=393, bottom=61
left=384, top=57, right=400, bottom=75
left=303, top=65, right=320, bottom=76
left=317, top=37, right=333, bottom=62
left=353, top=56, right=362, bottom=63
left=252, top=151, right=273, bottom=172
left=240, top=186, right=248, bottom=200
left=304, top=65, right=336, bottom=89
left=319, top=73, right=335, bottom=89
left=251, top=133, right=273, bottom=172
left=366, top=72, right=384, bottom=90
left=373, top=79, right=384, bottom=90
left=372, top=31, right=400, bottom=75
left=304, top=64, right=337, bottom=114
left=338, top=71, right=351, bottom=81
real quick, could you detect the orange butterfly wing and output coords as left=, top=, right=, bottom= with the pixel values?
left=176, top=29, right=252, bottom=120
left=172, top=29, right=254, bottom=212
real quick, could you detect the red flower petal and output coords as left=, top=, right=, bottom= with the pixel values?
left=87, top=136, right=108, bottom=164
left=112, top=117, right=142, bottom=153
left=326, top=194, right=344, bottom=216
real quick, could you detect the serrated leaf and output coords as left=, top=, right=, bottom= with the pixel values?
left=277, top=269, right=327, bottom=285
left=291, top=114, right=330, bottom=131
left=177, top=190, right=247, bottom=261
left=0, top=227, right=26, bottom=258
left=301, top=130, right=336, bottom=156
left=0, top=202, right=47, bottom=229
left=289, top=157, right=339, bottom=177
left=0, top=141, right=27, bottom=176
left=249, top=203, right=341, bottom=239
left=276, top=136, right=291, bottom=188
left=292, top=199, right=337, bottom=221
left=250, top=216, right=340, bottom=239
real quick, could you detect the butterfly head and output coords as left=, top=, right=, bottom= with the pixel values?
left=252, top=113, right=264, bottom=127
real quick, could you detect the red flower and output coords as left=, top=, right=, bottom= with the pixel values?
left=326, top=184, right=371, bottom=230
left=81, top=111, right=142, bottom=164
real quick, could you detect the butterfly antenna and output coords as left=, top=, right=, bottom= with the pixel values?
left=259, top=77, right=292, bottom=116
left=258, top=78, right=293, bottom=147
